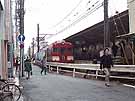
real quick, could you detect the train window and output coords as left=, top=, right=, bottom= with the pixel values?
left=63, top=48, right=73, bottom=53
left=53, top=48, right=60, bottom=52
left=61, top=48, right=64, bottom=54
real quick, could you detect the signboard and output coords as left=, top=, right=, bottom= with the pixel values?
left=18, top=34, right=25, bottom=42
left=20, top=43, right=24, bottom=48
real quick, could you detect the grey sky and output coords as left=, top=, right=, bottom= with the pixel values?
left=24, top=0, right=127, bottom=53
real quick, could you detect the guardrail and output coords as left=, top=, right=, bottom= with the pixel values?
left=46, top=62, right=135, bottom=80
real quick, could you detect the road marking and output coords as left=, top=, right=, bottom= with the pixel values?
left=123, top=84, right=135, bottom=88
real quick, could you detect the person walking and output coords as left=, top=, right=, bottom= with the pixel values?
left=15, top=57, right=19, bottom=74
left=100, top=48, right=113, bottom=87
left=24, top=57, right=32, bottom=79
left=41, top=56, right=47, bottom=75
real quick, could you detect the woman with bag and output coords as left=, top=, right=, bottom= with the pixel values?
left=24, top=57, right=32, bottom=79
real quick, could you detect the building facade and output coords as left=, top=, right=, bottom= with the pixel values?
left=0, top=0, right=13, bottom=79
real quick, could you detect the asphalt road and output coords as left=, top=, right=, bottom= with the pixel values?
left=20, top=65, right=135, bottom=101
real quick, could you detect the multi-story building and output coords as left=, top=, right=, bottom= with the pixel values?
left=0, top=0, right=13, bottom=79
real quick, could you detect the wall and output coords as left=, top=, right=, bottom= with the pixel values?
left=0, top=0, right=13, bottom=79
left=0, top=1, right=4, bottom=78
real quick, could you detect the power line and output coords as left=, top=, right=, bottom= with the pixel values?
left=47, top=0, right=103, bottom=40
left=109, top=4, right=120, bottom=36
left=111, top=0, right=127, bottom=34
left=55, top=1, right=103, bottom=35
left=50, top=0, right=84, bottom=29
left=53, top=0, right=101, bottom=30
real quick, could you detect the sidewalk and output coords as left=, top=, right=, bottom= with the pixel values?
left=20, top=65, right=135, bottom=101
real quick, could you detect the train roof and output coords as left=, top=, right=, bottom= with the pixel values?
left=49, top=41, right=73, bottom=48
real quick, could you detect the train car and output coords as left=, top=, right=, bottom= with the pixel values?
left=47, top=41, right=74, bottom=63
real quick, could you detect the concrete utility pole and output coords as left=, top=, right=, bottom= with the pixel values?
left=28, top=46, right=31, bottom=58
left=37, top=24, right=40, bottom=53
left=15, top=0, right=19, bottom=49
left=104, top=0, right=109, bottom=48
left=19, top=0, right=25, bottom=77
left=32, top=38, right=34, bottom=58
left=15, top=0, right=20, bottom=78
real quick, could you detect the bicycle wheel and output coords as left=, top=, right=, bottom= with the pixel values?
left=1, top=91, right=13, bottom=101
left=2, top=84, right=21, bottom=101
left=0, top=79, right=7, bottom=89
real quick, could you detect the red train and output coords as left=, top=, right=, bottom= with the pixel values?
left=47, top=41, right=74, bottom=63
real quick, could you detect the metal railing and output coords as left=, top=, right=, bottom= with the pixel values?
left=47, top=62, right=135, bottom=80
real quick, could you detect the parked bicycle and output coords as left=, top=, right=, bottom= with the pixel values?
left=0, top=79, right=21, bottom=101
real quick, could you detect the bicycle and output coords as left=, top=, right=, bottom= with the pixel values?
left=0, top=90, right=12, bottom=101
left=0, top=79, right=22, bottom=101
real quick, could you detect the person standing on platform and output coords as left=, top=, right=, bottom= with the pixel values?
left=41, top=56, right=47, bottom=75
left=100, top=48, right=113, bottom=87
left=111, top=42, right=118, bottom=57
left=24, top=57, right=32, bottom=79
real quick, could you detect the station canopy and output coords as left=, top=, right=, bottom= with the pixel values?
left=65, top=10, right=129, bottom=46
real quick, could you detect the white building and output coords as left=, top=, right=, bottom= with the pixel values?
left=0, top=0, right=13, bottom=79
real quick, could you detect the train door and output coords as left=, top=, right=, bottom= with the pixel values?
left=61, top=48, right=65, bottom=62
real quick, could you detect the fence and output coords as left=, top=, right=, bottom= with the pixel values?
left=47, top=62, right=135, bottom=80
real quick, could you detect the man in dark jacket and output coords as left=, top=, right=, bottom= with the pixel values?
left=100, top=48, right=113, bottom=87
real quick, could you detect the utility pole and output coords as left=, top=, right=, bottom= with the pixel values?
left=37, top=24, right=40, bottom=53
left=104, top=0, right=109, bottom=48
left=15, top=0, right=19, bottom=49
left=19, top=0, right=25, bottom=77
left=32, top=38, right=35, bottom=58
left=8, top=0, right=14, bottom=78
left=28, top=46, right=31, bottom=58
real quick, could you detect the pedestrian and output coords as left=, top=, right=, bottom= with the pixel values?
left=41, top=56, right=47, bottom=75
left=111, top=42, right=118, bottom=57
left=100, top=48, right=113, bottom=87
left=24, top=57, right=32, bottom=79
left=15, top=56, right=19, bottom=74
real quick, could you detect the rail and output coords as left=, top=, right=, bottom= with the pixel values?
left=46, top=62, right=135, bottom=80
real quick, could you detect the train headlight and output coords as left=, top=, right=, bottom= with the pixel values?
left=52, top=56, right=60, bottom=61
left=67, top=56, right=73, bottom=61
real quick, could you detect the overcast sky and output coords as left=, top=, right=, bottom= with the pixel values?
left=24, top=0, right=127, bottom=53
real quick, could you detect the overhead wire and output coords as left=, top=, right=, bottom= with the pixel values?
left=117, top=13, right=127, bottom=34
left=52, top=0, right=100, bottom=30
left=56, top=1, right=103, bottom=35
left=48, top=0, right=103, bottom=39
left=108, top=3, right=120, bottom=36
left=49, top=0, right=84, bottom=29
left=111, top=0, right=127, bottom=34
left=47, top=0, right=93, bottom=38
